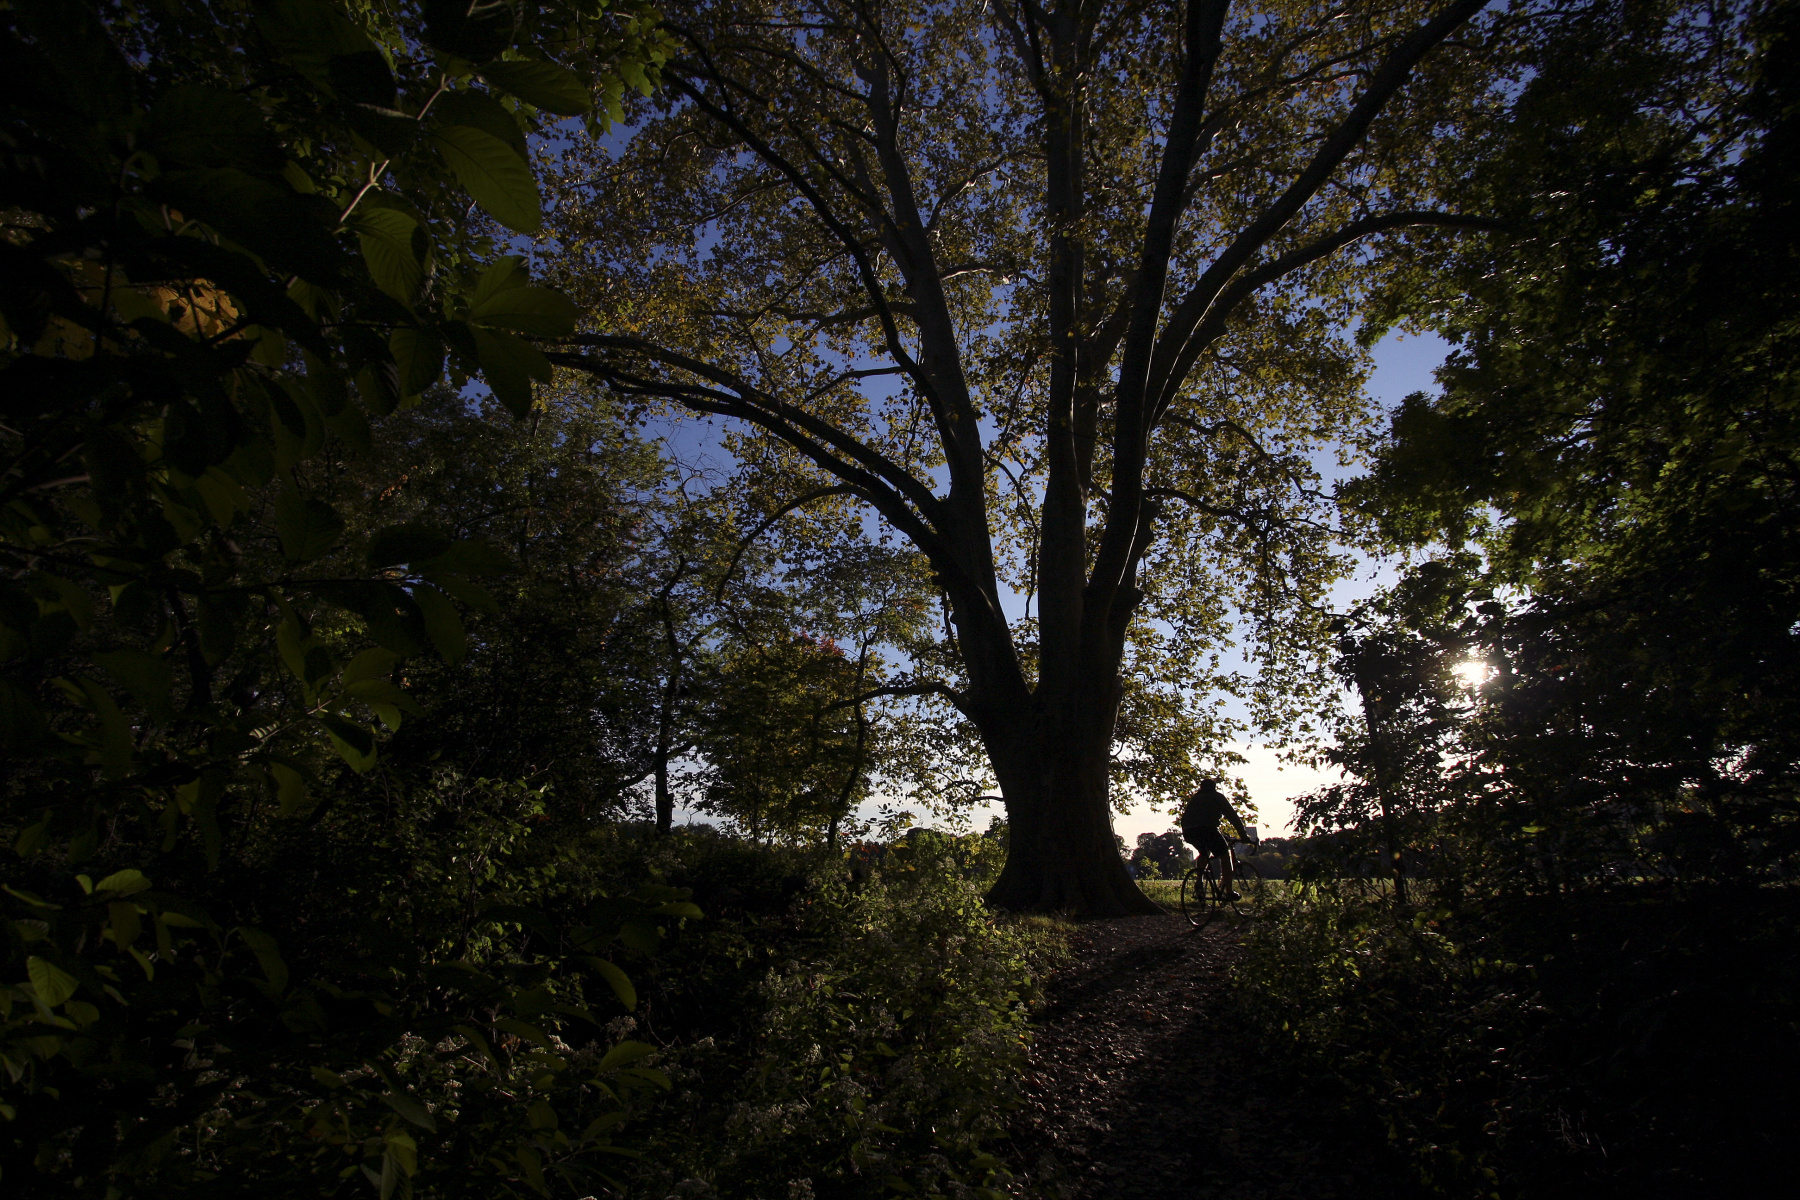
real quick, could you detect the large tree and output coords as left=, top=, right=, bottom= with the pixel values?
left=550, top=0, right=1510, bottom=913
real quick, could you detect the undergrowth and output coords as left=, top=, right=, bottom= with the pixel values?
left=599, top=829, right=1072, bottom=1199
left=1232, top=882, right=1800, bottom=1198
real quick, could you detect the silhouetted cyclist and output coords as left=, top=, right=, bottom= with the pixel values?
left=1180, top=779, right=1254, bottom=901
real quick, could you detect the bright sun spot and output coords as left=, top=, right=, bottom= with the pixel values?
left=1452, top=658, right=1489, bottom=689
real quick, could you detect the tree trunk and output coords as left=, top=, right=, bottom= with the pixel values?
left=981, top=684, right=1163, bottom=917
left=654, top=751, right=673, bottom=835
left=1358, top=684, right=1409, bottom=905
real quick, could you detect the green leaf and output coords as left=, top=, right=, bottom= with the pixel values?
left=353, top=583, right=426, bottom=656
left=306, top=351, right=350, bottom=417
left=584, top=957, right=636, bottom=1011
left=257, top=0, right=396, bottom=107
left=3, top=884, right=58, bottom=909
left=618, top=917, right=661, bottom=956
left=420, top=0, right=516, bottom=61
left=345, top=103, right=419, bottom=158
left=493, top=1016, right=553, bottom=1049
left=452, top=1023, right=500, bottom=1067
left=38, top=574, right=94, bottom=630
left=271, top=763, right=310, bottom=817
left=480, top=58, right=593, bottom=115
left=468, top=285, right=579, bottom=337
left=433, top=89, right=527, bottom=159
left=236, top=926, right=289, bottom=993
left=318, top=713, right=376, bottom=772
left=76, top=677, right=133, bottom=779
left=413, top=584, right=467, bottom=664
left=274, top=490, right=345, bottom=562
left=383, top=1088, right=437, bottom=1132
left=109, top=900, right=142, bottom=948
left=472, top=327, right=552, bottom=417
left=470, top=254, right=529, bottom=306
left=355, top=370, right=400, bottom=430
left=27, top=956, right=78, bottom=1007
left=420, top=572, right=501, bottom=611
left=147, top=84, right=286, bottom=174
left=384, top=1127, right=418, bottom=1178
left=266, top=380, right=325, bottom=469
left=390, top=326, right=445, bottom=397
left=478, top=904, right=554, bottom=937
left=583, top=1110, right=627, bottom=1138
left=153, top=168, right=346, bottom=282
left=277, top=617, right=312, bottom=685
left=595, top=1039, right=655, bottom=1072
left=430, top=124, right=541, bottom=233
left=341, top=647, right=399, bottom=686
left=367, top=523, right=454, bottom=570
left=95, top=649, right=175, bottom=722
left=618, top=56, right=654, bottom=99
left=94, top=869, right=151, bottom=897
left=356, top=208, right=426, bottom=304
left=342, top=677, right=421, bottom=711
left=194, top=467, right=250, bottom=526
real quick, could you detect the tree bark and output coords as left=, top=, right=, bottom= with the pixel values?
left=982, top=699, right=1164, bottom=916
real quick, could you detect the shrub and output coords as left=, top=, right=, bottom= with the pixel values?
left=2, top=770, right=691, bottom=1196
left=621, top=832, right=1068, bottom=1200
left=1232, top=881, right=1800, bottom=1198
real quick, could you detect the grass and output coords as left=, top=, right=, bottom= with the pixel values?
left=1136, top=874, right=1283, bottom=913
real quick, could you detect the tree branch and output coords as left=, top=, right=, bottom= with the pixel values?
left=1146, top=0, right=1494, bottom=410
left=553, top=335, right=943, bottom=525
left=662, top=40, right=935, bottom=410
left=1088, top=0, right=1233, bottom=625
left=825, top=681, right=968, bottom=715
left=1153, top=211, right=1505, bottom=421
left=714, top=486, right=859, bottom=602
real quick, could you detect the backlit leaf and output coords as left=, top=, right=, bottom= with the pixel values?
left=27, top=956, right=78, bottom=1007
left=480, top=58, right=593, bottom=115
left=257, top=0, right=396, bottom=107
left=468, top=285, right=579, bottom=337
left=274, top=490, right=345, bottom=562
left=413, top=583, right=467, bottom=664
left=472, top=326, right=551, bottom=417
left=433, top=89, right=527, bottom=159
left=584, top=957, right=636, bottom=1010
left=93, top=869, right=150, bottom=896
left=430, top=124, right=541, bottom=233
left=390, top=326, right=445, bottom=397
left=357, top=208, right=425, bottom=304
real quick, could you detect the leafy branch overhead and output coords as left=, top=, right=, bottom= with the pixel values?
left=1, top=0, right=668, bottom=805
left=1, top=0, right=676, bottom=1190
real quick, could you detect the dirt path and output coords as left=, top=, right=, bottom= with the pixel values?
left=1005, top=913, right=1401, bottom=1200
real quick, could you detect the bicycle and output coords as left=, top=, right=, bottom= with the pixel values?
left=1178, top=848, right=1254, bottom=927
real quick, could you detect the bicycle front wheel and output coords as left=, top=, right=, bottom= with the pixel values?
left=1179, top=865, right=1216, bottom=927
